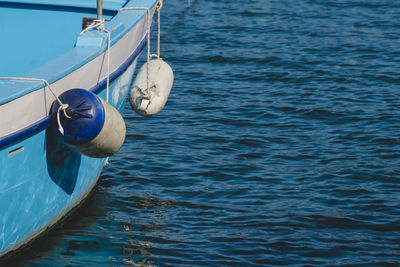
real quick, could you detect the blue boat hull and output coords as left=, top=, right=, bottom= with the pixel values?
left=0, top=0, right=159, bottom=257
left=0, top=58, right=138, bottom=256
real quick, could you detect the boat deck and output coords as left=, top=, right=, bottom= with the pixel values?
left=0, top=1, right=125, bottom=77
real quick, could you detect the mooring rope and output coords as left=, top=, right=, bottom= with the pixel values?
left=156, top=0, right=163, bottom=59
left=80, top=19, right=111, bottom=103
left=0, top=1, right=164, bottom=132
left=0, top=77, right=70, bottom=134
left=119, top=6, right=151, bottom=96
left=119, top=0, right=164, bottom=98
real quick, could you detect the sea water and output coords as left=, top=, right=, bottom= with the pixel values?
left=18, top=0, right=400, bottom=265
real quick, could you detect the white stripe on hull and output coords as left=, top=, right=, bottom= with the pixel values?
left=0, top=10, right=152, bottom=139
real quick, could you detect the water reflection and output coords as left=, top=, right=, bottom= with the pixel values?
left=118, top=196, right=175, bottom=266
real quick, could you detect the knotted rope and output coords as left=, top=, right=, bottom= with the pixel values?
left=80, top=19, right=111, bottom=103
left=119, top=0, right=164, bottom=98
left=0, top=77, right=70, bottom=134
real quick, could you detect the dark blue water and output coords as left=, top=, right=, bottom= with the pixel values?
left=18, top=0, right=400, bottom=265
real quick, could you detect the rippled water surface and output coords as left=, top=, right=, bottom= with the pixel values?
left=18, top=0, right=400, bottom=265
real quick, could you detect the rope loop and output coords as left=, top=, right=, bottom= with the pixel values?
left=80, top=19, right=111, bottom=103
left=156, top=0, right=162, bottom=60
left=119, top=1, right=164, bottom=92
left=156, top=0, right=163, bottom=11
left=57, top=103, right=71, bottom=135
left=0, top=77, right=73, bottom=135
left=0, top=77, right=62, bottom=105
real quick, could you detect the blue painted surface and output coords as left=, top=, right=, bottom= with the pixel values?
left=0, top=0, right=156, bottom=258
left=50, top=89, right=106, bottom=145
left=0, top=116, right=50, bottom=150
left=0, top=5, right=113, bottom=77
left=0, top=59, right=137, bottom=256
left=8, top=0, right=400, bottom=265
left=0, top=129, right=105, bottom=253
left=0, top=0, right=126, bottom=11
left=0, top=29, right=148, bottom=150
left=0, top=0, right=157, bottom=104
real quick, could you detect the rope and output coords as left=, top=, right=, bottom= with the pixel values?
left=156, top=0, right=163, bottom=59
left=0, top=20, right=113, bottom=134
left=119, top=0, right=163, bottom=98
left=0, top=77, right=70, bottom=134
left=81, top=19, right=111, bottom=103
left=119, top=6, right=151, bottom=96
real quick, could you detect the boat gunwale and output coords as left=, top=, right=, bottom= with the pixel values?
left=0, top=0, right=160, bottom=260
left=0, top=0, right=158, bottom=149
left=0, top=0, right=158, bottom=105
left=0, top=0, right=126, bottom=11
left=0, top=28, right=150, bottom=150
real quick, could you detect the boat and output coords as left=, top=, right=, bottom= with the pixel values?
left=0, top=0, right=173, bottom=259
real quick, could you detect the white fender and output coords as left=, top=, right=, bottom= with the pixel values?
left=130, top=59, right=174, bottom=116
left=50, top=89, right=126, bottom=158
left=74, top=98, right=126, bottom=158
